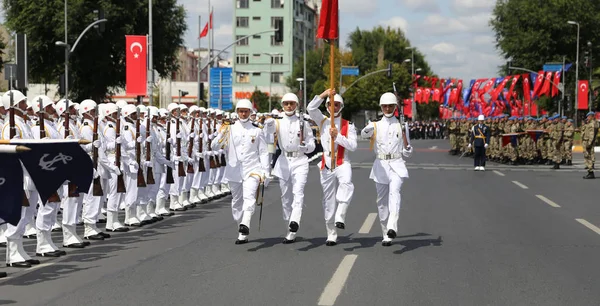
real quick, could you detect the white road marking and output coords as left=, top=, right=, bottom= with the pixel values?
left=576, top=219, right=600, bottom=236
left=318, top=254, right=359, bottom=306
left=512, top=181, right=528, bottom=189
left=535, top=195, right=560, bottom=208
left=493, top=170, right=505, bottom=176
left=358, top=213, right=377, bottom=234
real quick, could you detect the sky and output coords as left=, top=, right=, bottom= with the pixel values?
left=181, top=0, right=505, bottom=81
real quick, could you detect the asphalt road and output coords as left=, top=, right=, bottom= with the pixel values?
left=1, top=138, right=600, bottom=306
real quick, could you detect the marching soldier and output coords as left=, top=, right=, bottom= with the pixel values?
left=582, top=112, right=597, bottom=179
left=265, top=93, right=316, bottom=243
left=447, top=118, right=458, bottom=155
left=155, top=108, right=175, bottom=216
left=308, top=89, right=357, bottom=246
left=213, top=99, right=270, bottom=244
left=361, top=93, right=413, bottom=246
left=550, top=116, right=563, bottom=169
left=562, top=118, right=574, bottom=165
left=167, top=103, right=188, bottom=211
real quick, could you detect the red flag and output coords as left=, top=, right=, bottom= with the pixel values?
left=531, top=102, right=538, bottom=116
left=415, top=87, right=423, bottom=103
left=552, top=71, right=561, bottom=97
left=578, top=80, right=589, bottom=110
left=507, top=75, right=520, bottom=99
left=432, top=88, right=441, bottom=102
left=199, top=11, right=213, bottom=38
left=539, top=71, right=553, bottom=96
left=403, top=99, right=412, bottom=118
left=316, top=0, right=338, bottom=39
left=532, top=70, right=544, bottom=97
left=491, top=76, right=510, bottom=101
left=522, top=74, right=531, bottom=103
left=126, top=35, right=147, bottom=96
left=423, top=88, right=431, bottom=103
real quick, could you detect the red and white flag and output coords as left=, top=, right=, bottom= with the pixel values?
left=578, top=80, right=589, bottom=110
left=200, top=10, right=213, bottom=38
left=126, top=35, right=147, bottom=96
left=316, top=0, right=338, bottom=39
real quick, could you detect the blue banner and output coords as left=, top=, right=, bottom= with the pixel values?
left=543, top=63, right=572, bottom=72
left=0, top=153, right=23, bottom=226
left=341, top=67, right=360, bottom=76
left=209, top=67, right=233, bottom=110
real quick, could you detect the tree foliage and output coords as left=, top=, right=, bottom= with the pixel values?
left=2, top=0, right=186, bottom=102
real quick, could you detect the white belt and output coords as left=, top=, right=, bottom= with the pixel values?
left=377, top=153, right=401, bottom=160
left=284, top=151, right=301, bottom=158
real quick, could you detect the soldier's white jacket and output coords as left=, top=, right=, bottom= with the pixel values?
left=120, top=119, right=138, bottom=173
left=148, top=121, right=171, bottom=174
left=168, top=118, right=189, bottom=163
left=1, top=114, right=35, bottom=191
left=361, top=116, right=413, bottom=183
left=79, top=118, right=113, bottom=180
left=213, top=120, right=269, bottom=183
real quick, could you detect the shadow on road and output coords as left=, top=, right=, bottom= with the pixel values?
left=0, top=300, right=17, bottom=305
left=393, top=235, right=443, bottom=255
left=245, top=237, right=284, bottom=252
left=1, top=263, right=97, bottom=286
left=342, top=232, right=432, bottom=251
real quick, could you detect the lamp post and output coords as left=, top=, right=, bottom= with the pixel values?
left=263, top=52, right=282, bottom=111
left=406, top=47, right=417, bottom=120
left=294, top=18, right=307, bottom=108
left=588, top=41, right=593, bottom=111
left=568, top=21, right=580, bottom=119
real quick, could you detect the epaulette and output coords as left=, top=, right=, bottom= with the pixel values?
left=124, top=125, right=129, bottom=130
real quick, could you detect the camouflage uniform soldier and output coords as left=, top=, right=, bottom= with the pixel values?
left=489, top=117, right=498, bottom=160
left=582, top=112, right=597, bottom=179
left=448, top=118, right=458, bottom=155
left=459, top=118, right=469, bottom=154
left=517, top=117, right=527, bottom=164
left=507, top=117, right=519, bottom=164
left=550, top=116, right=563, bottom=169
left=537, top=116, right=549, bottom=164
left=497, top=115, right=507, bottom=162
left=562, top=118, right=574, bottom=165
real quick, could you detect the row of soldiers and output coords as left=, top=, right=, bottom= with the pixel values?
left=0, top=89, right=255, bottom=273
left=447, top=114, right=576, bottom=168
left=408, top=121, right=446, bottom=140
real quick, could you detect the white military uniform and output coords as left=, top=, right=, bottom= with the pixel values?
left=307, top=95, right=357, bottom=244
left=119, top=118, right=141, bottom=226
left=155, top=117, right=174, bottom=216
left=167, top=115, right=189, bottom=211
left=102, top=116, right=129, bottom=232
left=361, top=114, right=413, bottom=244
left=213, top=118, right=269, bottom=243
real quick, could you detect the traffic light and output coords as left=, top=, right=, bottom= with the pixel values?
left=179, top=90, right=189, bottom=97
left=93, top=9, right=105, bottom=32
left=274, top=19, right=283, bottom=43
left=386, top=63, right=393, bottom=78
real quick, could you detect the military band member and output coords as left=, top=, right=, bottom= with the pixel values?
left=468, top=115, right=490, bottom=171
left=361, top=93, right=413, bottom=246
left=308, top=89, right=357, bottom=246
left=213, top=99, right=270, bottom=244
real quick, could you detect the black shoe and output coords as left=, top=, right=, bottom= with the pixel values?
left=584, top=172, right=595, bottom=179
left=325, top=241, right=337, bottom=246
left=552, top=163, right=560, bottom=170
left=289, top=221, right=299, bottom=233
left=387, top=229, right=397, bottom=239
left=151, top=216, right=163, bottom=222
left=185, top=203, right=197, bottom=209
left=140, top=220, right=153, bottom=226
left=106, top=227, right=129, bottom=232
left=335, top=222, right=345, bottom=230
left=282, top=238, right=296, bottom=244
left=51, top=228, right=62, bottom=232
left=7, top=262, right=31, bottom=268
left=567, top=160, right=572, bottom=166
left=76, top=221, right=84, bottom=226
left=81, top=241, right=91, bottom=246
left=382, top=241, right=392, bottom=247
left=124, top=222, right=142, bottom=227
left=23, top=234, right=36, bottom=239
left=98, top=232, right=111, bottom=239
left=239, top=224, right=250, bottom=235
left=26, top=259, right=40, bottom=265
left=84, top=234, right=104, bottom=241
left=96, top=219, right=107, bottom=224
left=64, top=243, right=86, bottom=248
left=161, top=212, right=175, bottom=217
left=56, top=250, right=67, bottom=256
left=0, top=271, right=7, bottom=278
left=36, top=251, right=61, bottom=257
left=235, top=239, right=248, bottom=245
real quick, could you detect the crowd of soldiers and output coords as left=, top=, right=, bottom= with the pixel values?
left=407, top=121, right=446, bottom=140
left=446, top=114, right=578, bottom=168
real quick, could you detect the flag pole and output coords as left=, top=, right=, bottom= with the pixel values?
left=329, top=42, right=336, bottom=170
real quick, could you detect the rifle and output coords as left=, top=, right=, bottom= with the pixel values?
left=197, top=115, right=206, bottom=172
left=392, top=82, right=410, bottom=150
left=63, top=99, right=79, bottom=197
left=165, top=113, right=175, bottom=184
left=115, top=107, right=126, bottom=193
left=207, top=117, right=217, bottom=169
left=10, top=92, right=29, bottom=207
left=220, top=120, right=227, bottom=166
left=176, top=107, right=186, bottom=177
left=37, top=98, right=62, bottom=202
left=257, top=179, right=265, bottom=231
left=136, top=107, right=147, bottom=187
left=187, top=116, right=196, bottom=173
left=214, top=118, right=222, bottom=167
left=145, top=112, right=155, bottom=184
left=92, top=104, right=103, bottom=196
left=298, top=79, right=305, bottom=145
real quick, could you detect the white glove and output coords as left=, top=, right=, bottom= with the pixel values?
left=143, top=161, right=153, bottom=168
left=484, top=144, right=488, bottom=149
left=189, top=134, right=196, bottom=141
left=298, top=144, right=309, bottom=153
left=402, top=145, right=413, bottom=158
left=136, top=136, right=143, bottom=143
left=262, top=171, right=271, bottom=187
left=66, top=135, right=75, bottom=140
left=173, top=155, right=180, bottom=162
left=110, top=165, right=121, bottom=176
left=93, top=140, right=101, bottom=148
left=194, top=152, right=203, bottom=159
left=115, top=136, right=122, bottom=144
left=362, top=126, right=374, bottom=134
left=176, top=132, right=182, bottom=139
left=146, top=136, right=153, bottom=143
left=208, top=134, right=215, bottom=140
left=218, top=149, right=224, bottom=155
left=93, top=168, right=100, bottom=179
left=127, top=141, right=136, bottom=149
left=468, top=143, right=472, bottom=148
left=168, top=161, right=175, bottom=168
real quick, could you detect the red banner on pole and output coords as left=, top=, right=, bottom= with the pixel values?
left=316, top=0, right=338, bottom=39
left=126, top=35, right=147, bottom=96
left=578, top=80, right=589, bottom=110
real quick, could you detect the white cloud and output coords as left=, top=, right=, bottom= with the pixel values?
left=398, top=0, right=440, bottom=13
left=451, top=0, right=495, bottom=15
left=340, top=0, right=379, bottom=17
left=420, top=14, right=468, bottom=35
left=379, top=17, right=409, bottom=34
left=431, top=42, right=460, bottom=54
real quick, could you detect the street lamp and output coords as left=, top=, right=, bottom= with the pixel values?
left=406, top=46, right=417, bottom=120
left=263, top=52, right=282, bottom=111
left=568, top=20, right=580, bottom=117
left=294, top=18, right=308, bottom=108
left=588, top=41, right=593, bottom=111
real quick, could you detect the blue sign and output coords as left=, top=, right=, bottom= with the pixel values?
left=209, top=67, right=233, bottom=110
left=543, top=63, right=572, bottom=72
left=341, top=67, right=360, bottom=76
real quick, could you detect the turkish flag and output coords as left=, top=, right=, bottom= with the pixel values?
left=532, top=70, right=544, bottom=97
left=316, top=0, right=338, bottom=39
left=415, top=88, right=423, bottom=103
left=552, top=71, right=561, bottom=97
left=530, top=101, right=538, bottom=116
left=423, top=88, right=431, bottom=103
left=403, top=99, right=412, bottom=118
left=200, top=10, right=213, bottom=38
left=578, top=80, right=589, bottom=110
left=126, top=35, right=147, bottom=96
left=539, top=71, right=553, bottom=96
left=522, top=74, right=531, bottom=102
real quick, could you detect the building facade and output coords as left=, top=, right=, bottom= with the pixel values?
left=232, top=0, right=318, bottom=103
left=172, top=46, right=199, bottom=82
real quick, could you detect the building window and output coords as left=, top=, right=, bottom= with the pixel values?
left=252, top=72, right=261, bottom=76
left=237, top=73, right=250, bottom=83
left=236, top=54, right=249, bottom=64
left=271, top=17, right=283, bottom=28
left=253, top=53, right=261, bottom=57
left=236, top=17, right=249, bottom=27
left=270, top=35, right=283, bottom=46
left=271, top=72, right=283, bottom=83
left=253, top=35, right=261, bottom=39
left=271, top=0, right=283, bottom=8
left=237, top=0, right=249, bottom=8
left=271, top=55, right=283, bottom=64
left=252, top=16, right=261, bottom=20
left=236, top=35, right=249, bottom=46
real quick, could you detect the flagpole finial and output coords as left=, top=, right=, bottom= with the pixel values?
left=15, top=146, right=31, bottom=152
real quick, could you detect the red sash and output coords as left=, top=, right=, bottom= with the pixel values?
left=321, top=118, right=348, bottom=170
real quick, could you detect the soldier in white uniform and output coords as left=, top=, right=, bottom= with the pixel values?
left=189, top=106, right=210, bottom=204
left=307, top=89, right=357, bottom=246
left=265, top=93, right=315, bottom=243
left=144, top=106, right=172, bottom=219
left=361, top=93, right=413, bottom=246
left=213, top=99, right=270, bottom=244
left=167, top=103, right=188, bottom=211
left=118, top=104, right=142, bottom=226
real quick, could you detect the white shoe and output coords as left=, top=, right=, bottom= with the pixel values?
left=474, top=167, right=479, bottom=171
left=480, top=166, right=485, bottom=171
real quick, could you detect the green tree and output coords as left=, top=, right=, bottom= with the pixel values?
left=3, top=0, right=186, bottom=102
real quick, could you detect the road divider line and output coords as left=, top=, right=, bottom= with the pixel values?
left=358, top=213, right=377, bottom=234
left=512, top=181, right=528, bottom=189
left=535, top=195, right=560, bottom=208
left=318, top=254, right=358, bottom=306
left=493, top=170, right=505, bottom=176
left=576, top=219, right=600, bottom=236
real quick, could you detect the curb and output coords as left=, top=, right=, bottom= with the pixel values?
left=572, top=146, right=600, bottom=153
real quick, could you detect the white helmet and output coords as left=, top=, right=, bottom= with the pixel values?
left=104, top=103, right=118, bottom=117
left=326, top=94, right=344, bottom=116
left=199, top=107, right=207, bottom=113
left=281, top=93, right=299, bottom=104
left=72, top=102, right=80, bottom=111
left=189, top=105, right=200, bottom=113
left=216, top=109, right=223, bottom=116
left=271, top=109, right=280, bottom=116
left=116, top=100, right=128, bottom=109
left=55, top=99, right=74, bottom=116
left=137, top=104, right=148, bottom=114
left=79, top=99, right=97, bottom=114
left=98, top=103, right=108, bottom=120
left=167, top=103, right=179, bottom=112
left=148, top=106, right=160, bottom=118
left=2, top=90, right=27, bottom=110
left=122, top=104, right=137, bottom=117
left=159, top=108, right=168, bottom=117
left=236, top=99, right=253, bottom=110
left=379, top=93, right=397, bottom=105
left=25, top=99, right=33, bottom=110
left=32, top=95, right=54, bottom=113
left=478, top=114, right=485, bottom=121
left=179, top=104, right=188, bottom=111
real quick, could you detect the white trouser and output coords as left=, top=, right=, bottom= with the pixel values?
left=375, top=173, right=403, bottom=236
left=106, top=172, right=122, bottom=212
left=5, top=192, right=37, bottom=240
left=169, top=174, right=185, bottom=196
left=208, top=167, right=218, bottom=186
left=217, top=165, right=226, bottom=184
left=192, top=168, right=203, bottom=189
left=279, top=163, right=309, bottom=225
left=145, top=170, right=160, bottom=200
left=83, top=181, right=105, bottom=225
left=183, top=170, right=194, bottom=191
left=124, top=171, right=138, bottom=208
left=36, top=202, right=60, bottom=231
left=319, top=162, right=354, bottom=224
left=157, top=172, right=169, bottom=200
left=229, top=176, right=260, bottom=226
left=61, top=190, right=80, bottom=227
